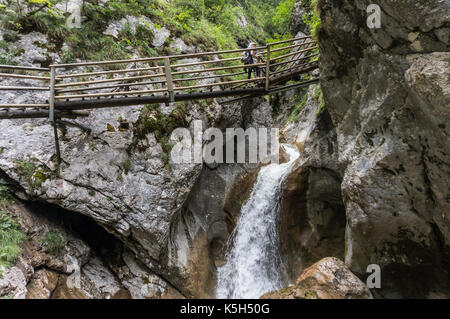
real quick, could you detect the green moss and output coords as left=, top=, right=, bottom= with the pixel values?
left=41, top=230, right=65, bottom=256
left=0, top=211, right=26, bottom=274
left=312, top=85, right=326, bottom=116
left=288, top=92, right=308, bottom=123
left=129, top=104, right=188, bottom=167
left=304, top=289, right=320, bottom=299
left=0, top=186, right=14, bottom=207
left=302, top=0, right=323, bottom=40
left=106, top=124, right=116, bottom=132
left=121, top=159, right=132, bottom=175
left=14, top=159, right=53, bottom=192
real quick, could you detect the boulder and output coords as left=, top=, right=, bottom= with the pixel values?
left=261, top=257, right=372, bottom=299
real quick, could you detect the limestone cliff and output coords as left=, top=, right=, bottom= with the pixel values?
left=316, top=0, right=449, bottom=298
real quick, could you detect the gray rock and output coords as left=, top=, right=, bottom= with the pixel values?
left=103, top=16, right=170, bottom=48
left=262, top=257, right=373, bottom=299
left=290, top=1, right=310, bottom=35
left=316, top=0, right=450, bottom=298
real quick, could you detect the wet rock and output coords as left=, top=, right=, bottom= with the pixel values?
left=279, top=84, right=345, bottom=282
left=0, top=258, right=32, bottom=299
left=317, top=0, right=450, bottom=298
left=26, top=269, right=60, bottom=299
left=262, top=257, right=373, bottom=299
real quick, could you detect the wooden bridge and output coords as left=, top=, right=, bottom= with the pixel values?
left=0, top=35, right=319, bottom=122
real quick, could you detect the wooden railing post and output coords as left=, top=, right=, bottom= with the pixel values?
left=49, top=65, right=56, bottom=122
left=49, top=65, right=61, bottom=163
left=164, top=57, right=175, bottom=103
left=265, top=45, right=271, bottom=91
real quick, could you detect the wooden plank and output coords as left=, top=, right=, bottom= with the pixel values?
left=173, top=71, right=246, bottom=82
left=55, top=87, right=168, bottom=100
left=0, top=110, right=89, bottom=119
left=49, top=66, right=56, bottom=122
left=172, top=63, right=265, bottom=76
left=55, top=88, right=266, bottom=111
left=270, top=61, right=318, bottom=77
left=164, top=57, right=175, bottom=103
left=174, top=77, right=265, bottom=91
left=265, top=45, right=271, bottom=91
left=270, top=53, right=319, bottom=68
left=171, top=56, right=241, bottom=69
left=0, top=104, right=49, bottom=108
left=0, top=86, right=50, bottom=91
left=55, top=65, right=162, bottom=79
left=270, top=46, right=318, bottom=62
left=55, top=72, right=166, bottom=88
left=267, top=35, right=311, bottom=46
left=0, top=65, right=50, bottom=72
left=56, top=79, right=168, bottom=93
left=261, top=41, right=315, bottom=54
left=0, top=73, right=50, bottom=81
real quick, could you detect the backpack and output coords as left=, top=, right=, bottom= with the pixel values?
left=241, top=51, right=250, bottom=63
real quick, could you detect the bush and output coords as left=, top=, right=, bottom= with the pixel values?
left=302, top=0, right=322, bottom=39
left=41, top=230, right=65, bottom=255
left=14, top=159, right=52, bottom=192
left=0, top=211, right=26, bottom=275
left=288, top=91, right=308, bottom=122
left=0, top=186, right=14, bottom=207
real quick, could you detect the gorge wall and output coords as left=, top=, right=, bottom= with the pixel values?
left=0, top=0, right=449, bottom=299
left=316, top=0, right=449, bottom=298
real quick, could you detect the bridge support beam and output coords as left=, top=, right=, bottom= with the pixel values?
left=265, top=45, right=271, bottom=91
left=164, top=57, right=175, bottom=103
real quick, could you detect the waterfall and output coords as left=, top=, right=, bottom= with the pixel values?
left=216, top=145, right=300, bottom=299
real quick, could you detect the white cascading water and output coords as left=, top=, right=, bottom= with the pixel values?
left=216, top=145, right=300, bottom=299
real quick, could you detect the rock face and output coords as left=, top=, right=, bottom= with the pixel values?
left=316, top=0, right=450, bottom=298
left=280, top=88, right=345, bottom=282
left=290, top=0, right=311, bottom=35
left=0, top=202, right=129, bottom=299
left=0, top=28, right=276, bottom=297
left=262, top=257, right=372, bottom=299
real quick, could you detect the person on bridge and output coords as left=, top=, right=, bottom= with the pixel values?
left=244, top=42, right=261, bottom=80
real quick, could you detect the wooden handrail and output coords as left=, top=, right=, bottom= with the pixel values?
left=0, top=73, right=50, bottom=81
left=0, top=64, right=50, bottom=72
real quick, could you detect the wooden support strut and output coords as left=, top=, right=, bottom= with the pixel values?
left=164, top=57, right=175, bottom=103
left=48, top=66, right=61, bottom=164
left=265, top=45, right=271, bottom=91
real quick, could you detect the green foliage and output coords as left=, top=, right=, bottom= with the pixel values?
left=313, top=84, right=325, bottom=115
left=302, top=0, right=322, bottom=39
left=14, top=159, right=53, bottom=192
left=1, top=0, right=296, bottom=63
left=0, top=39, right=24, bottom=65
left=122, top=159, right=132, bottom=175
left=0, top=211, right=26, bottom=274
left=288, top=91, right=308, bottom=122
left=41, top=230, right=65, bottom=256
left=272, top=0, right=296, bottom=34
left=0, top=186, right=14, bottom=207
left=130, top=104, right=189, bottom=167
